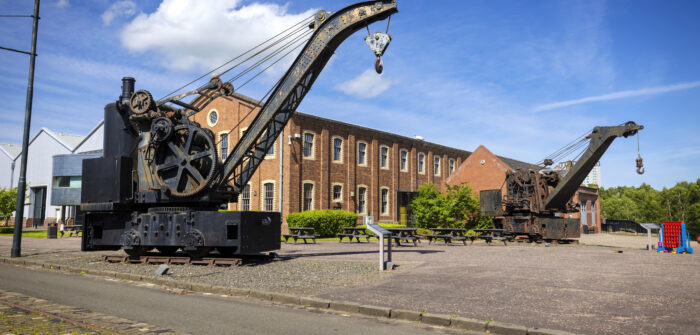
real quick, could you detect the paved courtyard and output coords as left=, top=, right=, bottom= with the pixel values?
left=1, top=234, right=698, bottom=334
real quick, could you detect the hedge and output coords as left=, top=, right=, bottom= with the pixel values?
left=286, top=210, right=357, bottom=237
left=0, top=226, right=14, bottom=234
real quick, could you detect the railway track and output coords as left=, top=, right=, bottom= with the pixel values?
left=103, top=254, right=245, bottom=266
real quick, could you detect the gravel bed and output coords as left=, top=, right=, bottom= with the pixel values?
left=2, top=248, right=390, bottom=295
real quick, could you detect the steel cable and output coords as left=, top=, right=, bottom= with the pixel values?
left=160, top=13, right=314, bottom=99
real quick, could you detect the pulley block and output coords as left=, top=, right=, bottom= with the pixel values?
left=365, top=32, right=392, bottom=74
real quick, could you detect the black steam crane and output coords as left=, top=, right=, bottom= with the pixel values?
left=480, top=122, right=644, bottom=242
left=80, top=1, right=398, bottom=257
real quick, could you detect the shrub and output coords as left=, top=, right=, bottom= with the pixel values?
left=410, top=182, right=483, bottom=229
left=0, top=226, right=14, bottom=234
left=286, top=209, right=357, bottom=237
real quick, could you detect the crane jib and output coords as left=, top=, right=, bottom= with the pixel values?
left=215, top=1, right=398, bottom=193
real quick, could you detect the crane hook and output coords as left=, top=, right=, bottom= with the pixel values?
left=636, top=155, right=645, bottom=175
left=635, top=131, right=644, bottom=174
left=374, top=57, right=383, bottom=74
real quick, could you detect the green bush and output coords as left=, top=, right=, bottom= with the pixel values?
left=410, top=182, right=482, bottom=229
left=286, top=209, right=357, bottom=237
left=0, top=226, right=14, bottom=234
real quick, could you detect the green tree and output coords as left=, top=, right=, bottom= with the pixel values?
left=410, top=183, right=445, bottom=229
left=600, top=178, right=700, bottom=239
left=442, top=182, right=481, bottom=228
left=0, top=188, right=18, bottom=226
left=410, top=182, right=483, bottom=229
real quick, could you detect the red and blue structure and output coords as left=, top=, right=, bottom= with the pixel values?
left=658, top=221, right=693, bottom=254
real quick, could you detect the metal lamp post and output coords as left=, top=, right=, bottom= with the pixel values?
left=9, top=0, right=41, bottom=258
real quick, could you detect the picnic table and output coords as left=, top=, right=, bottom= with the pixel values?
left=426, top=228, right=470, bottom=245
left=337, top=227, right=374, bottom=243
left=472, top=229, right=509, bottom=246
left=385, top=227, right=421, bottom=246
left=283, top=227, right=318, bottom=244
left=61, top=224, right=82, bottom=237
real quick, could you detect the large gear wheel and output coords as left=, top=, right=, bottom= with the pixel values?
left=152, top=125, right=218, bottom=197
left=130, top=90, right=155, bottom=114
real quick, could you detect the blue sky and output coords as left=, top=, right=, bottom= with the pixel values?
left=1, top=0, right=698, bottom=189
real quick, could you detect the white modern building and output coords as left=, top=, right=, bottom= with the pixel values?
left=0, top=122, right=103, bottom=228
left=0, top=143, right=22, bottom=190
left=582, top=161, right=601, bottom=187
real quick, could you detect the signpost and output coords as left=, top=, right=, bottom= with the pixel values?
left=364, top=216, right=394, bottom=270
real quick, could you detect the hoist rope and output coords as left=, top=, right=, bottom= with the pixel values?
left=236, top=30, right=313, bottom=90
left=160, top=13, right=315, bottom=99
left=226, top=29, right=313, bottom=84
left=213, top=31, right=312, bottom=147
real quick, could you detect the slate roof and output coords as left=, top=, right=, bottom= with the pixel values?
left=0, top=143, right=22, bottom=159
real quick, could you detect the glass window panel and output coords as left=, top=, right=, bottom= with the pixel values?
left=303, top=133, right=314, bottom=157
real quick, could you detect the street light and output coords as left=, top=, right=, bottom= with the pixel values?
left=2, top=0, right=41, bottom=258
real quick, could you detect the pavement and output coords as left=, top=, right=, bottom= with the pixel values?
left=1, top=234, right=699, bottom=335
left=0, top=263, right=468, bottom=335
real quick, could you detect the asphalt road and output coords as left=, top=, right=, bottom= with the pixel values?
left=0, top=264, right=465, bottom=335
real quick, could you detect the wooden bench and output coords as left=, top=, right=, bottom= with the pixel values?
left=283, top=227, right=318, bottom=244
left=385, top=228, right=421, bottom=246
left=338, top=227, right=374, bottom=243
left=61, top=224, right=82, bottom=237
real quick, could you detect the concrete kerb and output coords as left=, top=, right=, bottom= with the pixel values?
left=450, top=316, right=487, bottom=332
left=486, top=320, right=528, bottom=335
left=0, top=256, right=578, bottom=335
left=527, top=328, right=579, bottom=335
left=389, top=308, right=421, bottom=322
left=358, top=304, right=391, bottom=318
left=421, top=312, right=452, bottom=327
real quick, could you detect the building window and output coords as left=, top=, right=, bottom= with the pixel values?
left=357, top=186, right=367, bottom=214
left=303, top=132, right=314, bottom=158
left=400, top=150, right=408, bottom=172
left=449, top=158, right=455, bottom=175
left=267, top=142, right=274, bottom=156
left=266, top=131, right=274, bottom=157
left=418, top=153, right=425, bottom=174
left=590, top=202, right=596, bottom=226
left=332, top=184, right=343, bottom=202
left=358, top=142, right=367, bottom=166
left=219, top=132, right=229, bottom=161
left=53, top=176, right=81, bottom=188
left=580, top=201, right=587, bottom=226
left=206, top=109, right=219, bottom=127
left=241, top=184, right=250, bottom=211
left=263, top=182, right=274, bottom=211
left=380, top=188, right=389, bottom=215
left=380, top=146, right=389, bottom=169
left=303, top=183, right=314, bottom=211
left=332, top=137, right=343, bottom=162
left=434, top=156, right=441, bottom=176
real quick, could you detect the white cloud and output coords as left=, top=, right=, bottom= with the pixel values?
left=334, top=69, right=392, bottom=99
left=533, top=81, right=700, bottom=112
left=102, top=1, right=138, bottom=26
left=56, top=0, right=69, bottom=8
left=119, top=0, right=316, bottom=74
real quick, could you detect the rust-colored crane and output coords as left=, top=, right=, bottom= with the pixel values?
left=480, top=121, right=644, bottom=242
